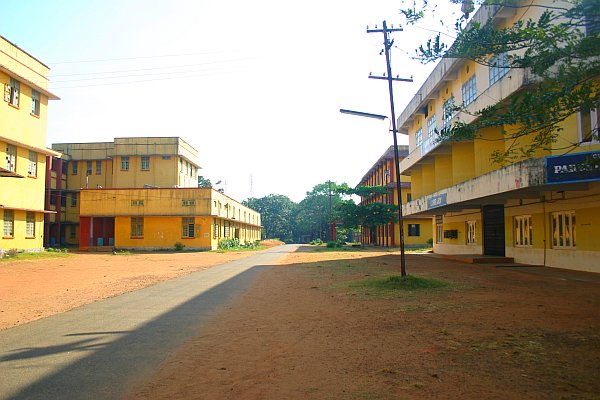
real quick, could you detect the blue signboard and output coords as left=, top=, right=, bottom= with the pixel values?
left=546, top=151, right=600, bottom=184
left=427, top=193, right=447, bottom=209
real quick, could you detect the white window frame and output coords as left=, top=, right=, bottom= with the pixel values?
left=466, top=220, right=476, bottom=245
left=72, top=161, right=78, bottom=175
left=6, top=144, right=17, bottom=172
left=489, top=52, right=509, bottom=85
left=552, top=211, right=576, bottom=249
left=461, top=75, right=477, bottom=107
left=96, top=160, right=102, bottom=175
left=427, top=114, right=437, bottom=138
left=182, top=217, right=195, bottom=238
left=28, top=151, right=37, bottom=177
left=86, top=160, right=92, bottom=175
left=442, top=95, right=456, bottom=128
left=4, top=78, right=20, bottom=107
left=121, top=156, right=130, bottom=171
left=31, top=89, right=40, bottom=116
left=141, top=156, right=150, bottom=171
left=3, top=209, right=14, bottom=237
left=26, top=212, right=35, bottom=237
left=415, top=127, right=423, bottom=147
left=514, top=215, right=532, bottom=247
left=435, top=215, right=443, bottom=244
left=578, top=107, right=599, bottom=144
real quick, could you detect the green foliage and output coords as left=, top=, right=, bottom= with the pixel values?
left=197, top=176, right=212, bottom=188
left=326, top=241, right=342, bottom=248
left=309, top=238, right=324, bottom=245
left=352, top=275, right=449, bottom=292
left=174, top=242, right=185, bottom=251
left=244, top=194, right=296, bottom=243
left=218, top=238, right=240, bottom=250
left=2, top=250, right=70, bottom=261
left=402, top=0, right=600, bottom=163
left=336, top=201, right=399, bottom=229
left=426, top=238, right=434, bottom=246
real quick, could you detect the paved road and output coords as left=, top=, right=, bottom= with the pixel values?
left=0, top=245, right=299, bottom=400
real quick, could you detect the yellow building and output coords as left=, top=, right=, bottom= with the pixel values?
left=397, top=3, right=600, bottom=272
left=79, top=188, right=261, bottom=251
left=359, top=146, right=433, bottom=247
left=46, top=137, right=200, bottom=246
left=0, top=35, right=59, bottom=253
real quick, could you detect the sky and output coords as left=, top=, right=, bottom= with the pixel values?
left=2, top=0, right=461, bottom=202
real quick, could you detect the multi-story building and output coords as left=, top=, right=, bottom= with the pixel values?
left=0, top=35, right=59, bottom=253
left=79, top=188, right=261, bottom=251
left=358, top=146, right=432, bottom=247
left=397, top=3, right=599, bottom=272
left=46, top=137, right=201, bottom=246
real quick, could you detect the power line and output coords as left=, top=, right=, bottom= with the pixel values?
left=49, top=50, right=237, bottom=65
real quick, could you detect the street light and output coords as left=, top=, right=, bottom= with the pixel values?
left=340, top=108, right=407, bottom=277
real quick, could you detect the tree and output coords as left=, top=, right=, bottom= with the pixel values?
left=335, top=187, right=399, bottom=233
left=197, top=176, right=212, bottom=188
left=243, top=194, right=296, bottom=242
left=401, top=0, right=600, bottom=164
left=293, top=181, right=345, bottom=242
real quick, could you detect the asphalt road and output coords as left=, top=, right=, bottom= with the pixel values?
left=0, top=244, right=299, bottom=400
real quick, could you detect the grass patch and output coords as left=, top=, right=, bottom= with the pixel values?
left=215, top=245, right=267, bottom=253
left=1, top=251, right=71, bottom=262
left=360, top=275, right=448, bottom=290
left=348, top=274, right=450, bottom=297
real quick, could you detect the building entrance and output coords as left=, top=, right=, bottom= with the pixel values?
left=482, top=205, right=505, bottom=256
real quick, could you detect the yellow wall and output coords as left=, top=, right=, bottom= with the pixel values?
left=434, top=154, right=453, bottom=191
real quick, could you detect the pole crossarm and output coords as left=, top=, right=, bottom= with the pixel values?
left=369, top=75, right=414, bottom=82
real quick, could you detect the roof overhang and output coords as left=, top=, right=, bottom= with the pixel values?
left=0, top=135, right=61, bottom=157
left=0, top=64, right=60, bottom=100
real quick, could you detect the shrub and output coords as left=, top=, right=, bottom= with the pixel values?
left=174, top=242, right=185, bottom=251
left=309, top=238, right=323, bottom=245
left=426, top=238, right=434, bottom=246
left=218, top=238, right=240, bottom=250
left=326, top=241, right=341, bottom=248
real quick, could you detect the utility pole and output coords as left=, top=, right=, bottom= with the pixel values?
left=367, top=20, right=413, bottom=277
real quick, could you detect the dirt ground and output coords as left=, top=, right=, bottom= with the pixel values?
left=128, top=247, right=600, bottom=400
left=2, top=245, right=600, bottom=399
left=0, top=250, right=255, bottom=330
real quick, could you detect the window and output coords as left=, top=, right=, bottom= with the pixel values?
left=552, top=211, right=576, bottom=248
left=69, top=225, right=76, bottom=240
left=466, top=220, right=476, bottom=245
left=161, top=156, right=171, bottom=160
left=408, top=224, right=420, bottom=237
left=72, top=161, right=78, bottom=175
left=182, top=199, right=196, bottom=206
left=30, top=89, right=40, bottom=116
left=406, top=193, right=412, bottom=202
left=4, top=78, right=20, bottom=107
left=71, top=192, right=77, bottom=207
left=6, top=144, right=16, bottom=172
left=28, top=151, right=37, bottom=177
left=415, top=127, right=423, bottom=146
left=514, top=215, right=532, bottom=247
left=461, top=75, right=477, bottom=106
left=578, top=107, right=599, bottom=144
left=131, top=217, right=144, bottom=238
left=442, top=95, right=456, bottom=128
left=214, top=219, right=220, bottom=238
left=96, top=160, right=102, bottom=175
left=121, top=156, right=130, bottom=171
left=224, top=223, right=230, bottom=238
left=182, top=217, right=195, bottom=238
left=26, top=212, right=35, bottom=237
left=435, top=215, right=443, bottom=244
left=3, top=210, right=14, bottom=237
left=131, top=200, right=144, bottom=206
left=86, top=160, right=92, bottom=175
left=427, top=114, right=437, bottom=138
left=489, top=52, right=509, bottom=85
left=141, top=156, right=150, bottom=171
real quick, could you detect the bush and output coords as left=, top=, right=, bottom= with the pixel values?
left=218, top=238, right=240, bottom=250
left=309, top=238, right=323, bottom=245
left=174, top=242, right=185, bottom=251
left=326, top=241, right=342, bottom=248
left=426, top=238, right=434, bottom=246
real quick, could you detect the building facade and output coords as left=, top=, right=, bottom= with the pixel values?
left=397, top=3, right=599, bottom=272
left=45, top=137, right=201, bottom=246
left=359, top=146, right=433, bottom=247
left=0, top=35, right=59, bottom=253
left=79, top=188, right=261, bottom=251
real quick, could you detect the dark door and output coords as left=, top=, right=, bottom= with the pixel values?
left=482, top=205, right=505, bottom=256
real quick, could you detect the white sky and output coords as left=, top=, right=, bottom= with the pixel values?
left=3, top=0, right=461, bottom=202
